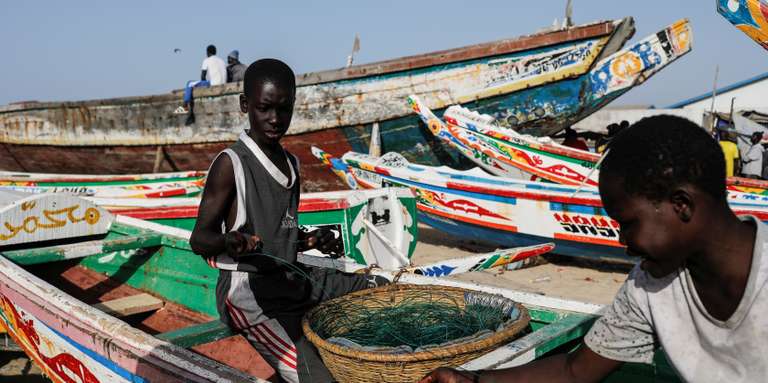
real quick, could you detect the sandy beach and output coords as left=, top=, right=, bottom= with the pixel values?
left=0, top=224, right=631, bottom=381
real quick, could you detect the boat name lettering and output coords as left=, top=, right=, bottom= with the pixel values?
left=1, top=205, right=101, bottom=241
left=554, top=213, right=619, bottom=238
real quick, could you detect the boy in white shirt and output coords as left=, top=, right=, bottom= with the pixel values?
left=421, top=115, right=768, bottom=383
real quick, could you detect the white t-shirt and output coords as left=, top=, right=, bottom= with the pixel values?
left=742, top=144, right=765, bottom=177
left=201, top=55, right=227, bottom=86
left=585, top=215, right=768, bottom=382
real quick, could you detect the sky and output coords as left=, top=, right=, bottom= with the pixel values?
left=1, top=1, right=765, bottom=107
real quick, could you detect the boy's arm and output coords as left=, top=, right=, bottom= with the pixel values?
left=190, top=155, right=259, bottom=257
left=421, top=345, right=622, bottom=383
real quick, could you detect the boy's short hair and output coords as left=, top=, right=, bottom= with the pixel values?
left=243, top=59, right=296, bottom=99
left=601, top=115, right=726, bottom=201
left=207, top=45, right=216, bottom=55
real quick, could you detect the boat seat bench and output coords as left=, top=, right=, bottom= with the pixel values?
left=156, top=320, right=234, bottom=348
left=93, top=293, right=164, bottom=318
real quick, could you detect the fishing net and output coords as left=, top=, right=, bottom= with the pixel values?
left=303, top=284, right=530, bottom=383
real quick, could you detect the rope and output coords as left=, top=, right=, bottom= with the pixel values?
left=311, top=290, right=510, bottom=349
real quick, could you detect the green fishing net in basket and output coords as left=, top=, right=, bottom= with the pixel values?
left=302, top=284, right=530, bottom=383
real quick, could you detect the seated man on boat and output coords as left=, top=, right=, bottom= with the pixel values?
left=174, top=44, right=227, bottom=125
left=227, top=50, right=247, bottom=83
left=421, top=115, right=768, bottom=383
left=190, top=58, right=387, bottom=383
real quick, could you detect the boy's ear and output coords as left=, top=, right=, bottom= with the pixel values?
left=670, top=188, right=694, bottom=222
left=239, top=94, right=248, bottom=113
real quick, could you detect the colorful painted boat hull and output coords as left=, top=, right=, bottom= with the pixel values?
left=314, top=149, right=768, bottom=263
left=1, top=19, right=643, bottom=192
left=718, top=0, right=768, bottom=50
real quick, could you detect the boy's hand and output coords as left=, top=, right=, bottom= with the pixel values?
left=302, top=228, right=342, bottom=257
left=419, top=368, right=475, bottom=383
left=225, top=231, right=262, bottom=258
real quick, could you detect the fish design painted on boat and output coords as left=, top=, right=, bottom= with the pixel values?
left=312, top=148, right=768, bottom=263
left=1, top=18, right=649, bottom=192
left=718, top=0, right=768, bottom=50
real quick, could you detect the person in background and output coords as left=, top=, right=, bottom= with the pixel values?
left=719, top=131, right=740, bottom=177
left=742, top=131, right=764, bottom=179
left=227, top=50, right=247, bottom=83
left=596, top=123, right=619, bottom=154
left=175, top=44, right=227, bottom=125
left=561, top=126, right=589, bottom=151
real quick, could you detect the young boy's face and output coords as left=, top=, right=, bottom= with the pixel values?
left=240, top=80, right=295, bottom=147
left=600, top=174, right=692, bottom=278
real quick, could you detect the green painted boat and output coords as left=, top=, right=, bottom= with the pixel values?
left=0, top=191, right=680, bottom=382
left=90, top=188, right=420, bottom=268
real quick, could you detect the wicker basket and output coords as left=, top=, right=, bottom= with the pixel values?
left=302, top=284, right=530, bottom=383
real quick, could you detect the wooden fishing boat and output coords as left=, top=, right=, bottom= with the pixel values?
left=312, top=148, right=768, bottom=263
left=409, top=89, right=768, bottom=195
left=0, top=170, right=206, bottom=198
left=1, top=17, right=646, bottom=191
left=0, top=191, right=680, bottom=382
left=718, top=0, right=768, bottom=50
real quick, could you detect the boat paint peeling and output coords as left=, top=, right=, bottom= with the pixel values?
left=1, top=19, right=638, bottom=178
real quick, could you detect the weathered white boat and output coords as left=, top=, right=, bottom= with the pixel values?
left=0, top=17, right=646, bottom=192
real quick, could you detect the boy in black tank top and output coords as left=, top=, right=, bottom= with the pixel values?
left=190, top=59, right=387, bottom=383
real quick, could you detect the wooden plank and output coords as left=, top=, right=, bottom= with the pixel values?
left=156, top=320, right=235, bottom=349
left=462, top=313, right=595, bottom=370
left=1, top=234, right=162, bottom=265
left=93, top=293, right=164, bottom=318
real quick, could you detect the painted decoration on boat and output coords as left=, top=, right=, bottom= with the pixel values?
left=0, top=293, right=140, bottom=383
left=0, top=194, right=112, bottom=247
left=412, top=97, right=768, bottom=196
left=0, top=181, right=204, bottom=198
left=718, top=0, right=768, bottom=50
left=589, top=19, right=692, bottom=98
left=408, top=243, right=555, bottom=277
left=314, top=149, right=768, bottom=262
left=409, top=95, right=599, bottom=185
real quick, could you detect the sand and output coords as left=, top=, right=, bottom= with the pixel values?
left=412, top=224, right=630, bottom=305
